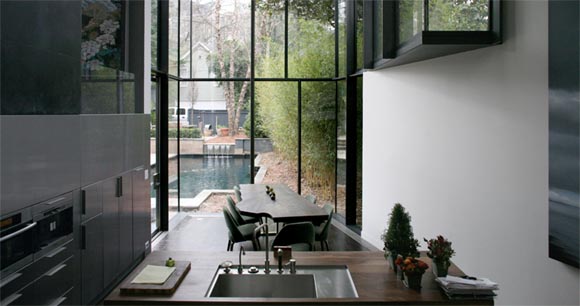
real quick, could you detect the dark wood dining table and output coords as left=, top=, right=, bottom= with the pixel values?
left=237, top=184, right=329, bottom=223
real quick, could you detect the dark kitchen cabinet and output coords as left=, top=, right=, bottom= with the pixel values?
left=102, top=172, right=133, bottom=287
left=80, top=215, right=104, bottom=305
left=132, top=167, right=151, bottom=259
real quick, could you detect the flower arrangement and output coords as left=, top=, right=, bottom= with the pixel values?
left=424, top=235, right=455, bottom=262
left=400, top=257, right=429, bottom=275
left=81, top=0, right=123, bottom=71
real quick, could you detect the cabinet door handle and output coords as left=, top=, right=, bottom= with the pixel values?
left=46, top=246, right=66, bottom=258
left=116, top=177, right=123, bottom=198
left=0, top=272, right=22, bottom=288
left=1, top=293, right=22, bottom=305
left=45, top=263, right=67, bottom=277
left=46, top=197, right=66, bottom=205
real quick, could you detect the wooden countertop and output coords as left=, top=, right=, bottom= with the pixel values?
left=105, top=251, right=493, bottom=305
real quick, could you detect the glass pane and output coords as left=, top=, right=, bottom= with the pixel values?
left=179, top=80, right=251, bottom=212
left=151, top=0, right=158, bottom=69
left=355, top=0, right=364, bottom=70
left=356, top=77, right=363, bottom=227
left=399, top=0, right=423, bottom=45
left=168, top=79, right=179, bottom=220
left=428, top=0, right=489, bottom=31
left=189, top=0, right=251, bottom=80
left=150, top=79, right=159, bottom=233
left=338, top=0, right=347, bottom=77
left=168, top=0, right=179, bottom=76
left=336, top=80, right=346, bottom=217
left=288, top=0, right=335, bottom=78
left=255, top=0, right=285, bottom=78
left=254, top=82, right=298, bottom=192
left=121, top=71, right=136, bottom=113
left=373, top=0, right=383, bottom=60
left=301, top=81, right=336, bottom=207
left=180, top=0, right=192, bottom=78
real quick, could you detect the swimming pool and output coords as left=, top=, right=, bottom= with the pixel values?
left=169, top=156, right=252, bottom=198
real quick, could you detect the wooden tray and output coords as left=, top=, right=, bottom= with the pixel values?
left=120, top=261, right=191, bottom=295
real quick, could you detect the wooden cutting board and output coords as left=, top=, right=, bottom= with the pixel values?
left=120, top=261, right=191, bottom=295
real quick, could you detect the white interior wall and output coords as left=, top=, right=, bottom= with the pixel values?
left=361, top=1, right=579, bottom=305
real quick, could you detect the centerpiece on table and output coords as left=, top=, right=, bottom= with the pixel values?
left=381, top=203, right=419, bottom=273
left=424, top=235, right=455, bottom=277
left=400, top=257, right=429, bottom=289
left=265, top=185, right=276, bottom=200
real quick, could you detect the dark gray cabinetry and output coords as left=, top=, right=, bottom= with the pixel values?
left=80, top=204, right=104, bottom=305
left=132, top=167, right=151, bottom=259
left=102, top=173, right=133, bottom=286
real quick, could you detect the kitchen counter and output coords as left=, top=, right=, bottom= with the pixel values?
left=105, top=251, right=493, bottom=305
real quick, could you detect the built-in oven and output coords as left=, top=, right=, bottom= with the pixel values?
left=31, top=193, right=74, bottom=259
left=0, top=208, right=37, bottom=274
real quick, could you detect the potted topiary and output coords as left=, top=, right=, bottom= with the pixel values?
left=381, top=203, right=420, bottom=270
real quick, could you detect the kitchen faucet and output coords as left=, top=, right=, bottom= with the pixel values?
left=238, top=246, right=245, bottom=274
left=256, top=222, right=270, bottom=273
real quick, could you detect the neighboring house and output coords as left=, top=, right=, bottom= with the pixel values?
left=178, top=42, right=247, bottom=129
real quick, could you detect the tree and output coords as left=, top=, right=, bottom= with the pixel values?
left=381, top=203, right=420, bottom=259
left=212, top=0, right=251, bottom=136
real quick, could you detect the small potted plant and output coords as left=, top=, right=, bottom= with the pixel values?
left=381, top=203, right=420, bottom=270
left=424, top=235, right=455, bottom=277
left=400, top=257, right=429, bottom=289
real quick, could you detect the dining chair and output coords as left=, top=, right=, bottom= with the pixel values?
left=226, top=195, right=260, bottom=225
left=233, top=185, right=242, bottom=202
left=304, top=194, right=317, bottom=204
left=222, top=208, right=261, bottom=251
left=315, top=204, right=334, bottom=251
left=271, top=222, right=315, bottom=251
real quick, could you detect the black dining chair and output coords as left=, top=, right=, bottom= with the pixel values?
left=271, top=222, right=315, bottom=251
left=226, top=195, right=261, bottom=225
left=233, top=185, right=242, bottom=202
left=222, top=208, right=261, bottom=251
left=315, top=204, right=334, bottom=251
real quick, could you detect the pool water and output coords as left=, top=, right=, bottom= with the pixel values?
left=170, top=156, right=252, bottom=198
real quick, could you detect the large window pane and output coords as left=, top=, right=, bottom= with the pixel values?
left=169, top=0, right=179, bottom=76
left=168, top=79, right=179, bottom=219
left=254, top=82, right=298, bottom=191
left=180, top=0, right=192, bottom=78
left=301, top=81, right=336, bottom=207
left=356, top=77, right=363, bottom=227
left=355, top=0, right=364, bottom=70
left=399, top=0, right=423, bottom=45
left=178, top=81, right=251, bottom=209
left=255, top=0, right=285, bottom=78
left=151, top=0, right=158, bottom=69
left=336, top=80, right=346, bottom=217
left=338, top=0, right=347, bottom=77
left=150, top=78, right=159, bottom=233
left=373, top=0, right=383, bottom=61
left=288, top=0, right=335, bottom=78
left=428, top=0, right=489, bottom=31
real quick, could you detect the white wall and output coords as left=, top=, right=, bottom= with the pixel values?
left=362, top=1, right=579, bottom=305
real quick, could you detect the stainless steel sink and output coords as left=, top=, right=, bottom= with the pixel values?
left=206, top=265, right=358, bottom=299
left=207, top=274, right=317, bottom=298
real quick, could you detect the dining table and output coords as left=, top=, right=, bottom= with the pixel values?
left=236, top=184, right=329, bottom=224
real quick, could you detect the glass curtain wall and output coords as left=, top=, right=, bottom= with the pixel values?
left=154, top=0, right=364, bottom=229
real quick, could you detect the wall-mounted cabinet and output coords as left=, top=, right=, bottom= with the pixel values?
left=368, top=0, right=502, bottom=70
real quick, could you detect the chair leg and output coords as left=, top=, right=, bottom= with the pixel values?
left=324, top=240, right=330, bottom=251
left=227, top=240, right=233, bottom=251
left=320, top=241, right=324, bottom=251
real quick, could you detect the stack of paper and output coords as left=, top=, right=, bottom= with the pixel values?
left=435, top=276, right=499, bottom=300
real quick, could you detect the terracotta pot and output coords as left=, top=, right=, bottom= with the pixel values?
left=219, top=128, right=230, bottom=136
left=403, top=272, right=423, bottom=289
left=432, top=260, right=450, bottom=277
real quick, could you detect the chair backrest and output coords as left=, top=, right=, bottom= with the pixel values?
left=222, top=208, right=244, bottom=242
left=233, top=185, right=242, bottom=202
left=304, top=194, right=317, bottom=204
left=318, top=204, right=334, bottom=241
left=226, top=195, right=245, bottom=225
left=272, top=222, right=315, bottom=251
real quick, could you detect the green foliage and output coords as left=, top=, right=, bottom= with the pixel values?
left=243, top=112, right=269, bottom=138
left=256, top=18, right=336, bottom=198
left=158, top=127, right=202, bottom=139
left=381, top=203, right=420, bottom=258
left=257, top=0, right=335, bottom=27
